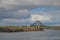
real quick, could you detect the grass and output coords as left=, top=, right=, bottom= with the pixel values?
left=0, top=26, right=60, bottom=32
left=0, top=26, right=45, bottom=32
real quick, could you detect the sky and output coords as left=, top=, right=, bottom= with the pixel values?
left=0, top=0, right=60, bottom=26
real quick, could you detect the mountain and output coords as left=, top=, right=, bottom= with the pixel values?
left=30, top=20, right=45, bottom=27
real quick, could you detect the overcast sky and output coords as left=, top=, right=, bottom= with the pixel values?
left=0, top=0, right=60, bottom=26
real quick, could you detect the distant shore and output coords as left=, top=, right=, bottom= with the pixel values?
left=46, top=26, right=60, bottom=30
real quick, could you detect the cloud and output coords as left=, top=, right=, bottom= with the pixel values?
left=0, top=0, right=60, bottom=26
left=30, top=14, right=52, bottom=22
left=0, top=0, right=60, bottom=10
left=0, top=18, right=31, bottom=26
left=42, top=10, right=60, bottom=23
left=0, top=9, right=60, bottom=26
left=31, top=9, right=60, bottom=23
left=0, top=18, right=30, bottom=23
left=0, top=9, right=31, bottom=19
left=0, top=0, right=60, bottom=20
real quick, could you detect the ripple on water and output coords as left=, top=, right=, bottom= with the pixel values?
left=0, top=29, right=60, bottom=40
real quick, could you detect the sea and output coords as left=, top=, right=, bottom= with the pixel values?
left=0, top=29, right=60, bottom=40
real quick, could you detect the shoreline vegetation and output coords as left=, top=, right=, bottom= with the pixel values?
left=0, top=26, right=60, bottom=32
left=0, top=26, right=44, bottom=32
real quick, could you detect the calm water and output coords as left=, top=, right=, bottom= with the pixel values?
left=0, top=29, right=60, bottom=40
